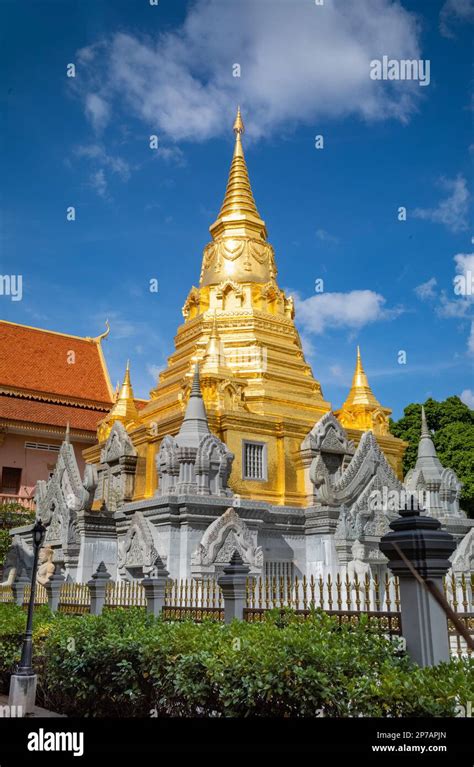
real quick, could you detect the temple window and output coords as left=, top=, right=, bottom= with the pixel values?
left=242, top=441, right=267, bottom=481
left=1, top=466, right=22, bottom=495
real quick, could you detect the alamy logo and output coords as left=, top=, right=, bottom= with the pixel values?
left=368, top=488, right=428, bottom=512
left=0, top=704, right=23, bottom=717
left=27, top=728, right=84, bottom=757
left=0, top=274, right=22, bottom=301
left=370, top=56, right=430, bottom=87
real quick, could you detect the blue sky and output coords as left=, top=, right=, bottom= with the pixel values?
left=0, top=0, right=473, bottom=419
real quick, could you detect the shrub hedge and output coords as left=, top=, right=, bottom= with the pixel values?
left=0, top=604, right=472, bottom=717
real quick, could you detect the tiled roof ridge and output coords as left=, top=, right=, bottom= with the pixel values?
left=0, top=319, right=105, bottom=344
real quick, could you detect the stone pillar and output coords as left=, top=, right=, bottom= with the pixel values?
left=141, top=558, right=170, bottom=617
left=218, top=551, right=250, bottom=623
left=12, top=574, right=30, bottom=607
left=44, top=571, right=64, bottom=612
left=87, top=562, right=111, bottom=615
left=380, top=500, right=456, bottom=667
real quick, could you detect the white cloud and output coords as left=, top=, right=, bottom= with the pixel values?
left=415, top=276, right=437, bottom=300
left=412, top=175, right=469, bottom=233
left=460, top=388, right=474, bottom=408
left=437, top=252, right=474, bottom=319
left=85, top=93, right=110, bottom=132
left=299, top=332, right=316, bottom=360
left=329, top=364, right=347, bottom=382
left=75, top=0, right=423, bottom=143
left=293, top=289, right=401, bottom=335
left=454, top=252, right=474, bottom=285
left=440, top=0, right=474, bottom=38
left=147, top=363, right=162, bottom=382
left=75, top=143, right=132, bottom=198
left=316, top=229, right=339, bottom=245
left=89, top=169, right=108, bottom=198
left=468, top=321, right=474, bottom=355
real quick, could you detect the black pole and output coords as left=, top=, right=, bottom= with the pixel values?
left=16, top=519, right=45, bottom=676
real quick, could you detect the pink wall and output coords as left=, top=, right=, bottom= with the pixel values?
left=0, top=433, right=88, bottom=499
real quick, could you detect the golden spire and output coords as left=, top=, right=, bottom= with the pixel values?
left=201, top=312, right=231, bottom=375
left=107, top=360, right=139, bottom=422
left=336, top=346, right=391, bottom=436
left=344, top=346, right=381, bottom=408
left=209, top=106, right=267, bottom=242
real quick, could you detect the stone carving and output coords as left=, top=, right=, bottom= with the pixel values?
left=0, top=536, right=33, bottom=584
left=35, top=437, right=96, bottom=526
left=191, top=508, right=263, bottom=573
left=195, top=434, right=233, bottom=496
left=347, top=540, right=371, bottom=581
left=37, top=546, right=56, bottom=586
left=405, top=407, right=466, bottom=525
left=30, top=432, right=98, bottom=569
left=97, top=421, right=138, bottom=511
left=449, top=528, right=474, bottom=575
left=156, top=366, right=234, bottom=497
left=118, top=511, right=165, bottom=577
left=302, top=414, right=355, bottom=502
left=155, top=435, right=179, bottom=495
left=319, top=431, right=403, bottom=552
left=313, top=430, right=401, bottom=509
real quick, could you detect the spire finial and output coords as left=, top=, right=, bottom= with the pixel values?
left=206, top=107, right=267, bottom=252
left=191, top=363, right=202, bottom=398
left=420, top=405, right=430, bottom=438
left=233, top=106, right=245, bottom=136
left=65, top=422, right=70, bottom=443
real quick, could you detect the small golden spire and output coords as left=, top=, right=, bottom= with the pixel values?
left=202, top=313, right=228, bottom=374
left=108, top=360, right=139, bottom=422
left=335, top=346, right=391, bottom=436
left=344, top=346, right=380, bottom=408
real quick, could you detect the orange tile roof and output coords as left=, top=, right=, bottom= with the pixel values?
left=0, top=394, right=107, bottom=432
left=0, top=321, right=113, bottom=405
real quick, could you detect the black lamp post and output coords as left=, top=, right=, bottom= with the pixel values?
left=16, top=518, right=46, bottom=676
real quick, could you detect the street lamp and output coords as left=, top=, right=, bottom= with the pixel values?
left=16, top=518, right=46, bottom=676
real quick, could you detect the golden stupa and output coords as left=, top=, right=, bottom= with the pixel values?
left=84, top=109, right=406, bottom=505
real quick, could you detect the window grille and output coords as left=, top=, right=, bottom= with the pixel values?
left=243, top=441, right=266, bottom=480
left=25, top=442, right=60, bottom=452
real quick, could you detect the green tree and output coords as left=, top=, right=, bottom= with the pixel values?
left=0, top=502, right=35, bottom=568
left=390, top=396, right=474, bottom=517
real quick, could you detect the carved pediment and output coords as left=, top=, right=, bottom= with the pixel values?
left=191, top=508, right=263, bottom=568
left=302, top=412, right=355, bottom=456
left=449, top=528, right=474, bottom=574
left=35, top=438, right=97, bottom=557
left=118, top=512, right=164, bottom=573
left=101, top=421, right=137, bottom=464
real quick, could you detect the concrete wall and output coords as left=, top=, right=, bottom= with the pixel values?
left=0, top=432, right=88, bottom=500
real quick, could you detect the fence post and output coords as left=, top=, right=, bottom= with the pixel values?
left=218, top=550, right=250, bottom=623
left=141, top=557, right=170, bottom=617
left=380, top=499, right=456, bottom=667
left=87, top=562, right=111, bottom=615
left=44, top=571, right=64, bottom=612
left=11, top=574, right=30, bottom=607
